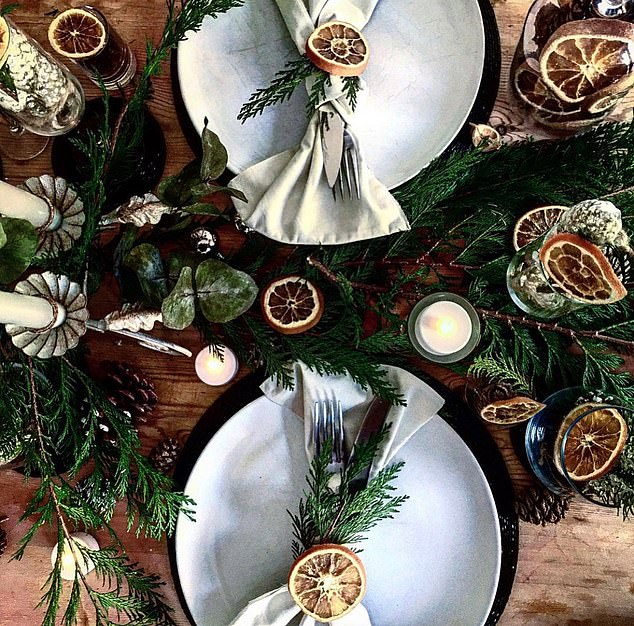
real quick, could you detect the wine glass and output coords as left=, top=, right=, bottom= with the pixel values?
left=0, top=16, right=84, bottom=161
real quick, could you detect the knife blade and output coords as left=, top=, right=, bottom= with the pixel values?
left=320, top=110, right=344, bottom=188
left=348, top=396, right=391, bottom=494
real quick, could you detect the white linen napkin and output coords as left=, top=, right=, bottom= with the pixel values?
left=230, top=0, right=410, bottom=245
left=228, top=362, right=444, bottom=626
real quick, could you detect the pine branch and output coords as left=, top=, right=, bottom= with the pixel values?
left=477, top=307, right=634, bottom=350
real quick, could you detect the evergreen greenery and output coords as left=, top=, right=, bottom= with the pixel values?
left=238, top=55, right=361, bottom=121
left=290, top=427, right=408, bottom=557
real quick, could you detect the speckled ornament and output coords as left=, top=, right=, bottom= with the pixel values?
left=557, top=199, right=624, bottom=246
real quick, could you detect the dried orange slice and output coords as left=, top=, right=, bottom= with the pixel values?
left=582, top=81, right=629, bottom=114
left=513, top=62, right=581, bottom=115
left=261, top=275, right=324, bottom=335
left=48, top=8, right=107, bottom=59
left=0, top=17, right=9, bottom=68
left=306, top=21, right=369, bottom=77
left=480, top=396, right=546, bottom=425
left=513, top=205, right=568, bottom=251
left=539, top=232, right=627, bottom=304
left=539, top=18, right=634, bottom=104
left=288, top=544, right=366, bottom=622
left=553, top=403, right=628, bottom=482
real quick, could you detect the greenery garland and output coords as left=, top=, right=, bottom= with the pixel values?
left=4, top=4, right=634, bottom=624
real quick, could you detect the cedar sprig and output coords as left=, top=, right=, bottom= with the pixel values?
left=238, top=56, right=362, bottom=122
left=290, top=425, right=408, bottom=557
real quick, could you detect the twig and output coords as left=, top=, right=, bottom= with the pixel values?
left=477, top=308, right=634, bottom=349
left=342, top=254, right=482, bottom=271
left=307, top=255, right=389, bottom=293
left=601, top=184, right=634, bottom=200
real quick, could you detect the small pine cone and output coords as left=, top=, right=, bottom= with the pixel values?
left=516, top=486, right=572, bottom=526
left=464, top=376, right=517, bottom=416
left=102, top=361, right=158, bottom=424
left=0, top=515, right=8, bottom=556
left=149, top=437, right=182, bottom=474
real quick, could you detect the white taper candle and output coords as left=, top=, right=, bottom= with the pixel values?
left=0, top=180, right=51, bottom=227
left=0, top=291, right=56, bottom=329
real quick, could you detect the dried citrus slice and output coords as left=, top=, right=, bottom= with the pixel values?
left=553, top=403, right=628, bottom=482
left=306, top=21, right=369, bottom=77
left=513, top=62, right=581, bottom=115
left=0, top=17, right=9, bottom=68
left=513, top=205, right=568, bottom=251
left=261, top=275, right=324, bottom=335
left=539, top=232, right=627, bottom=304
left=288, top=543, right=366, bottom=622
left=48, top=8, right=107, bottom=59
left=582, top=81, right=629, bottom=114
left=480, top=396, right=546, bottom=425
left=539, top=18, right=634, bottom=104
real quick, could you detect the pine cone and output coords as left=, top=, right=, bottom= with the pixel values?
left=0, top=515, right=8, bottom=557
left=464, top=377, right=517, bottom=416
left=516, top=486, right=572, bottom=526
left=102, top=361, right=158, bottom=424
left=149, top=437, right=182, bottom=474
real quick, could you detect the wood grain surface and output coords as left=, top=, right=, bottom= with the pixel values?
left=1, top=1, right=633, bottom=625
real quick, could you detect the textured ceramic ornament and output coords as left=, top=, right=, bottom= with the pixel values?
left=19, top=175, right=85, bottom=255
left=5, top=272, right=88, bottom=358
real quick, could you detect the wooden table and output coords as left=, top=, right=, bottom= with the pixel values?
left=1, top=1, right=633, bottom=624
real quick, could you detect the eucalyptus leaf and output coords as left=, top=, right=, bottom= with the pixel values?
left=156, top=160, right=208, bottom=207
left=161, top=267, right=196, bottom=330
left=206, top=186, right=247, bottom=203
left=201, top=118, right=228, bottom=182
left=0, top=222, right=6, bottom=250
left=182, top=203, right=221, bottom=216
left=123, top=243, right=168, bottom=306
left=0, top=217, right=39, bottom=284
left=166, top=251, right=200, bottom=285
left=195, top=259, right=258, bottom=323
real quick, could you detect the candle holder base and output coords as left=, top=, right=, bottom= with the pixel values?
left=18, top=174, right=85, bottom=256
left=5, top=272, right=88, bottom=359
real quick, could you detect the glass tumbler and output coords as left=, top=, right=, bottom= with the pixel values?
left=0, top=16, right=85, bottom=137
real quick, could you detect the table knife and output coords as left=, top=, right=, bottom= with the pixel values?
left=320, top=110, right=344, bottom=188
left=348, top=396, right=391, bottom=494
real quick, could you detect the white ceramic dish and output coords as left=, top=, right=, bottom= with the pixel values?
left=177, top=0, right=485, bottom=188
left=175, top=396, right=501, bottom=626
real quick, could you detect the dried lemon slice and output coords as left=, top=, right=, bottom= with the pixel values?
left=261, top=275, right=324, bottom=335
left=539, top=18, right=634, bottom=104
left=288, top=544, right=366, bottom=623
left=539, top=232, right=627, bottom=304
left=554, top=403, right=628, bottom=482
left=480, top=396, right=546, bottom=425
left=306, top=21, right=369, bottom=77
left=513, top=62, right=581, bottom=115
left=0, top=16, right=10, bottom=68
left=512, top=205, right=568, bottom=251
left=48, top=8, right=107, bottom=59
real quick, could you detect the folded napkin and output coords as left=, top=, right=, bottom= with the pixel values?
left=230, top=0, right=410, bottom=245
left=228, top=362, right=444, bottom=626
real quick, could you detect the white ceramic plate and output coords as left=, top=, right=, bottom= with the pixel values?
left=175, top=396, right=501, bottom=626
left=177, top=0, right=485, bottom=188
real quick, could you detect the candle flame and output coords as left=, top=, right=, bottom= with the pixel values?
left=436, top=317, right=458, bottom=337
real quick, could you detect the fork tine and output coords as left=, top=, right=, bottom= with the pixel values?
left=313, top=401, right=321, bottom=457
left=335, top=400, right=344, bottom=462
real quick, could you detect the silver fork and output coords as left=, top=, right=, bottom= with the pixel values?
left=334, top=128, right=361, bottom=201
left=313, top=399, right=344, bottom=472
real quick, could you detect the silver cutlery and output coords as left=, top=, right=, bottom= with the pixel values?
left=335, top=127, right=361, bottom=201
left=320, top=110, right=345, bottom=189
left=313, top=399, right=344, bottom=473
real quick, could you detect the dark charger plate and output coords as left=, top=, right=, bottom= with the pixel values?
left=169, top=370, right=518, bottom=626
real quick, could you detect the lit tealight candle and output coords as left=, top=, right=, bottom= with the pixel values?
left=195, top=345, right=239, bottom=386
left=51, top=532, right=99, bottom=581
left=408, top=293, right=481, bottom=363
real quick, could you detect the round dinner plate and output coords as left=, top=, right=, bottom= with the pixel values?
left=175, top=396, right=502, bottom=626
left=177, top=0, right=486, bottom=188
